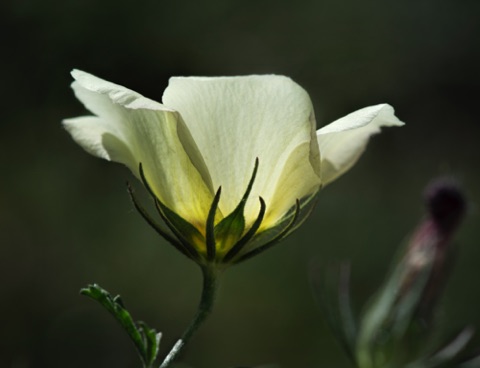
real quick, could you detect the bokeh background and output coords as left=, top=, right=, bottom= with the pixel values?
left=2, top=0, right=480, bottom=367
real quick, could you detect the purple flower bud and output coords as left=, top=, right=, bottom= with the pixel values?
left=402, top=178, right=467, bottom=322
left=353, top=178, right=469, bottom=367
left=424, top=177, right=467, bottom=233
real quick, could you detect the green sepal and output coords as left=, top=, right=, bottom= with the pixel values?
left=213, top=205, right=245, bottom=252
left=138, top=162, right=203, bottom=260
left=280, top=192, right=318, bottom=238
left=236, top=199, right=301, bottom=264
left=235, top=191, right=318, bottom=264
left=206, top=187, right=222, bottom=261
left=126, top=182, right=193, bottom=260
left=222, top=197, right=266, bottom=263
left=80, top=284, right=161, bottom=368
left=213, top=158, right=259, bottom=253
left=154, top=197, right=204, bottom=260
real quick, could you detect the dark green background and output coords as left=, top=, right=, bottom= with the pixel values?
left=1, top=0, right=480, bottom=367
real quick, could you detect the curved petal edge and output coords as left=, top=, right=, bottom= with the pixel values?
left=317, top=104, right=404, bottom=185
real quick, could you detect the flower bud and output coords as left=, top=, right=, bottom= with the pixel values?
left=411, top=178, right=467, bottom=321
left=356, top=178, right=467, bottom=368
left=425, top=177, right=467, bottom=233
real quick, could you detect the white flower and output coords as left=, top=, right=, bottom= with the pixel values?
left=64, top=70, right=403, bottom=264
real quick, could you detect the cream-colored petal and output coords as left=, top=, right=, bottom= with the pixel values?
left=263, top=141, right=321, bottom=230
left=64, top=70, right=214, bottom=227
left=63, top=116, right=127, bottom=161
left=317, top=104, right=404, bottom=185
left=71, top=69, right=166, bottom=112
left=162, top=75, right=320, bottom=225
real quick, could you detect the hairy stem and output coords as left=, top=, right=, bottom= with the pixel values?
left=160, top=266, right=219, bottom=368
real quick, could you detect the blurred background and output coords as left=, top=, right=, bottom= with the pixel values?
left=1, top=0, right=480, bottom=367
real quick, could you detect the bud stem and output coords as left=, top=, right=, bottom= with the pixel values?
left=160, top=265, right=219, bottom=368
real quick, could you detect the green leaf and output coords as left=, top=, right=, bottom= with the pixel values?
left=81, top=284, right=161, bottom=368
left=139, top=321, right=162, bottom=367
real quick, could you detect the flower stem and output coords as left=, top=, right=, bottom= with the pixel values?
left=159, top=265, right=219, bottom=368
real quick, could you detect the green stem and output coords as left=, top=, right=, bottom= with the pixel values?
left=159, top=265, right=219, bottom=368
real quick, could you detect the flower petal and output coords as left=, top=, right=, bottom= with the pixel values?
left=162, top=75, right=321, bottom=225
left=264, top=141, right=321, bottom=229
left=317, top=104, right=404, bottom=185
left=63, top=70, right=215, bottom=227
left=63, top=116, right=134, bottom=164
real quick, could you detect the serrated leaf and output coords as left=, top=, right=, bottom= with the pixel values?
left=81, top=284, right=161, bottom=367
left=139, top=321, right=162, bottom=367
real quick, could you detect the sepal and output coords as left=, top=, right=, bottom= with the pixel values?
left=127, top=182, right=193, bottom=260
left=236, top=190, right=318, bottom=264
left=130, top=159, right=318, bottom=266
left=222, top=197, right=266, bottom=263
left=235, top=198, right=302, bottom=264
left=139, top=163, right=204, bottom=260
left=213, top=158, right=258, bottom=254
